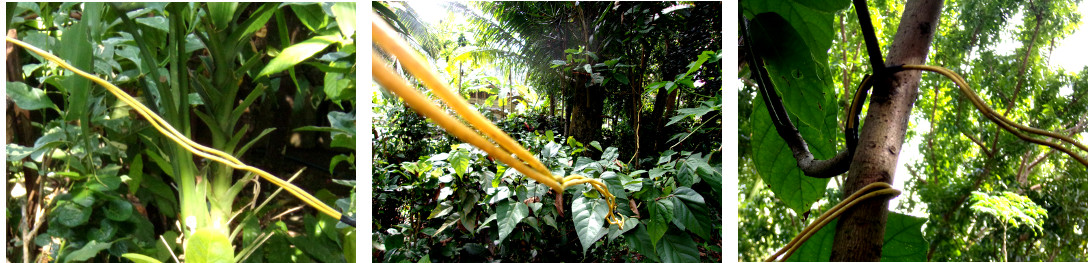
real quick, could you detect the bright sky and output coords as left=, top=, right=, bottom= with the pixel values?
left=407, top=1, right=449, bottom=25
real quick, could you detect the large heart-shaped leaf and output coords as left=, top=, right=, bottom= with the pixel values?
left=496, top=200, right=529, bottom=244
left=747, top=12, right=840, bottom=214
left=572, top=195, right=609, bottom=253
left=656, top=231, right=700, bottom=263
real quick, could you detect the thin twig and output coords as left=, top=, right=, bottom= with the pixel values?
left=270, top=205, right=307, bottom=222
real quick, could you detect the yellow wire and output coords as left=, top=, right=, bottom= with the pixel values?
left=901, top=64, right=1088, bottom=166
left=765, top=182, right=900, bottom=262
left=769, top=63, right=1088, bottom=261
left=372, top=56, right=563, bottom=192
left=372, top=16, right=557, bottom=182
left=371, top=16, right=622, bottom=228
left=6, top=36, right=343, bottom=221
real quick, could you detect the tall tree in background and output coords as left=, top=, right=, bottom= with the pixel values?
left=463, top=1, right=721, bottom=160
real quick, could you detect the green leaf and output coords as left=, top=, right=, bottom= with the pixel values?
left=969, top=191, right=1048, bottom=233
left=742, top=0, right=848, bottom=65
left=881, top=213, right=928, bottom=261
left=330, top=154, right=354, bottom=173
left=607, top=217, right=639, bottom=241
left=669, top=197, right=712, bottom=240
left=292, top=214, right=345, bottom=263
left=206, top=3, right=237, bottom=29
left=682, top=50, right=716, bottom=77
left=58, top=21, right=92, bottom=121
left=572, top=195, right=608, bottom=253
left=655, top=231, right=700, bottom=263
left=72, top=189, right=96, bottom=207
left=625, top=224, right=661, bottom=262
left=258, top=34, right=339, bottom=77
left=342, top=230, right=356, bottom=263
left=428, top=201, right=453, bottom=219
left=104, top=199, right=133, bottom=221
left=127, top=153, right=144, bottom=195
left=749, top=12, right=838, bottom=139
left=186, top=229, right=234, bottom=263
left=324, top=67, right=355, bottom=102
left=689, top=154, right=722, bottom=194
left=121, top=253, right=164, bottom=263
left=676, top=161, right=696, bottom=187
left=135, top=16, right=168, bottom=33
left=87, top=174, right=122, bottom=192
left=64, top=240, right=113, bottom=262
left=7, top=144, right=34, bottom=162
left=672, top=187, right=705, bottom=205
left=601, top=172, right=627, bottom=200
left=331, top=2, right=356, bottom=38
left=449, top=150, right=470, bottom=177
left=7, top=82, right=55, bottom=110
left=230, top=3, right=277, bottom=42
left=54, top=202, right=91, bottom=227
left=666, top=114, right=689, bottom=127
left=290, top=3, right=328, bottom=33
left=647, top=219, right=668, bottom=251
left=590, top=141, right=603, bottom=151
left=496, top=200, right=529, bottom=244
left=651, top=198, right=676, bottom=223
left=88, top=219, right=117, bottom=242
left=750, top=93, right=831, bottom=213
left=613, top=72, right=630, bottom=84
left=648, top=167, right=667, bottom=180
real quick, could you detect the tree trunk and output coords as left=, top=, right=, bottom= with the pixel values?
left=640, top=86, right=669, bottom=155
left=567, top=74, right=604, bottom=147
left=829, top=0, right=942, bottom=261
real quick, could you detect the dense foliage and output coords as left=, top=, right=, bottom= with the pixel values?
left=373, top=1, right=722, bottom=262
left=7, top=3, right=356, bottom=262
left=740, top=0, right=1088, bottom=261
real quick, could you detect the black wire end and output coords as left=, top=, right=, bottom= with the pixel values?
left=340, top=215, right=357, bottom=227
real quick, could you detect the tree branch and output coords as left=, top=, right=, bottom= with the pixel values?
left=741, top=14, right=851, bottom=178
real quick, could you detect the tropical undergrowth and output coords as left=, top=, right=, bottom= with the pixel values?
left=6, top=3, right=356, bottom=262
left=372, top=98, right=723, bottom=262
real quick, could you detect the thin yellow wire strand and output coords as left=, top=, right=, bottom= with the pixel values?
left=769, top=63, right=1088, bottom=261
left=372, top=16, right=622, bottom=227
left=372, top=17, right=556, bottom=182
left=5, top=36, right=342, bottom=221
left=765, top=182, right=900, bottom=262
left=775, top=188, right=901, bottom=261
left=901, top=64, right=1088, bottom=166
left=560, top=174, right=621, bottom=226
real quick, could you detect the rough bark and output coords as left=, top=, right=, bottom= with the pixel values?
left=567, top=75, right=604, bottom=147
left=829, top=0, right=942, bottom=261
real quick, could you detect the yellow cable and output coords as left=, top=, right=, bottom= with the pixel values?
left=372, top=16, right=556, bottom=182
left=371, top=16, right=622, bottom=227
left=372, top=56, right=564, bottom=191
left=6, top=36, right=348, bottom=224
